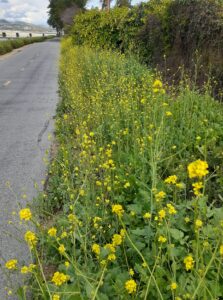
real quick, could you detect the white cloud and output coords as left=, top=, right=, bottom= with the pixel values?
left=0, top=0, right=49, bottom=25
left=0, top=0, right=144, bottom=25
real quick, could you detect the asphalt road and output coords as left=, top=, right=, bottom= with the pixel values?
left=0, top=39, right=60, bottom=298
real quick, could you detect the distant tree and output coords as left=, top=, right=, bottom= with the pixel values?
left=48, top=0, right=63, bottom=32
left=48, top=0, right=87, bottom=32
left=116, top=0, right=131, bottom=8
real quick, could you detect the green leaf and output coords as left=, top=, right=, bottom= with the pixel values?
left=131, top=228, right=147, bottom=236
left=169, top=228, right=184, bottom=240
left=127, top=204, right=142, bottom=214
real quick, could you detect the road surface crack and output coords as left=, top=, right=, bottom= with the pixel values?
left=37, top=119, right=50, bottom=144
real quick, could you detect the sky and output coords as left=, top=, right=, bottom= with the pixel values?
left=0, top=0, right=142, bottom=25
left=0, top=0, right=50, bottom=25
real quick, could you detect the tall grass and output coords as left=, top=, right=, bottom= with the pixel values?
left=5, top=38, right=223, bottom=299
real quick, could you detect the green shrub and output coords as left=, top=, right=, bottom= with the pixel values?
left=71, top=0, right=223, bottom=96
left=71, top=1, right=172, bottom=58
left=0, top=36, right=48, bottom=55
left=0, top=41, right=13, bottom=54
left=71, top=5, right=149, bottom=53
left=10, top=39, right=25, bottom=48
left=137, top=0, right=223, bottom=96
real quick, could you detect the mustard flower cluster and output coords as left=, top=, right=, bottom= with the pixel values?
left=52, top=271, right=70, bottom=286
left=188, top=160, right=209, bottom=179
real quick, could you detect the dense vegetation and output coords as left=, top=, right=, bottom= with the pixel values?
left=0, top=36, right=49, bottom=55
left=72, top=0, right=223, bottom=97
left=4, top=0, right=223, bottom=299
left=5, top=37, right=223, bottom=299
left=47, top=0, right=132, bottom=31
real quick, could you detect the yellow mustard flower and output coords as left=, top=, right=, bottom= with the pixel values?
left=19, top=208, right=32, bottom=221
left=65, top=261, right=70, bottom=268
left=93, top=216, right=102, bottom=228
left=79, top=189, right=85, bottom=196
left=108, top=253, right=116, bottom=261
left=52, top=295, right=60, bottom=300
left=176, top=182, right=185, bottom=189
left=48, top=227, right=57, bottom=237
left=96, top=180, right=102, bottom=186
left=192, top=182, right=203, bottom=196
left=155, top=191, right=166, bottom=202
left=120, top=229, right=126, bottom=237
left=158, top=209, right=166, bottom=221
left=21, top=266, right=29, bottom=274
left=184, top=255, right=194, bottom=271
left=100, top=260, right=107, bottom=266
left=143, top=212, right=151, bottom=219
left=24, top=231, right=37, bottom=248
left=94, top=217, right=102, bottom=223
left=195, top=219, right=203, bottom=229
left=52, top=271, right=69, bottom=286
left=68, top=214, right=77, bottom=223
left=164, top=175, right=178, bottom=184
left=129, top=268, right=134, bottom=276
left=185, top=216, right=190, bottom=223
left=112, top=234, right=122, bottom=246
left=166, top=203, right=177, bottom=215
left=153, top=79, right=163, bottom=89
left=219, top=245, right=223, bottom=256
left=158, top=235, right=167, bottom=243
left=125, top=279, right=137, bottom=294
left=92, top=243, right=100, bottom=256
left=188, top=160, right=209, bottom=179
left=165, top=111, right=172, bottom=117
left=170, top=282, right=178, bottom=290
left=124, top=182, right=130, bottom=188
left=58, top=244, right=66, bottom=255
left=112, top=204, right=124, bottom=217
left=28, top=264, right=36, bottom=272
left=5, top=259, right=17, bottom=270
left=104, top=243, right=116, bottom=253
